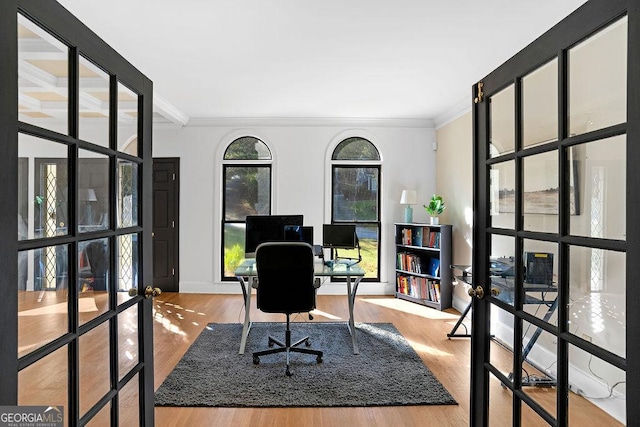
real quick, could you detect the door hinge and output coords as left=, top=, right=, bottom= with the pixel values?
left=474, top=81, right=484, bottom=104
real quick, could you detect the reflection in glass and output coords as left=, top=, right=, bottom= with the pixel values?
left=78, top=56, right=110, bottom=147
left=568, top=246, right=625, bottom=359
left=332, top=167, right=379, bottom=222
left=118, top=233, right=139, bottom=299
left=118, top=305, right=139, bottom=381
left=523, top=151, right=558, bottom=233
left=522, top=58, right=558, bottom=148
left=119, top=374, right=140, bottom=425
left=18, top=134, right=69, bottom=240
left=18, top=14, right=69, bottom=134
left=490, top=234, right=515, bottom=307
left=569, top=17, right=627, bottom=136
left=18, top=245, right=68, bottom=358
left=490, top=160, right=515, bottom=229
left=78, top=150, right=109, bottom=232
left=568, top=344, right=626, bottom=424
left=117, top=82, right=139, bottom=156
left=79, top=238, right=110, bottom=325
left=18, top=345, right=68, bottom=425
left=79, top=322, right=110, bottom=418
left=569, top=135, right=626, bottom=240
left=224, top=137, right=271, bottom=160
left=118, top=160, right=139, bottom=228
left=223, top=223, right=246, bottom=278
left=489, top=304, right=514, bottom=379
left=521, top=319, right=557, bottom=417
left=224, top=166, right=271, bottom=220
left=522, top=239, right=558, bottom=324
left=489, top=84, right=515, bottom=158
left=86, top=402, right=110, bottom=426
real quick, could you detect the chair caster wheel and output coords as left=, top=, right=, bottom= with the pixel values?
left=305, top=339, right=311, bottom=347
left=268, top=342, right=274, bottom=348
left=253, top=356, right=260, bottom=365
left=317, top=355, right=323, bottom=363
left=286, top=368, right=293, bottom=377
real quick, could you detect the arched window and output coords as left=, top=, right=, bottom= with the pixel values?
left=222, top=136, right=272, bottom=279
left=331, top=137, right=381, bottom=280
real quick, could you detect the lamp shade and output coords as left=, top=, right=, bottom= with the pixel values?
left=80, top=188, right=97, bottom=202
left=400, top=190, right=417, bottom=205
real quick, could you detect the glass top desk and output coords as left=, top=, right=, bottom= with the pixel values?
left=234, top=259, right=366, bottom=355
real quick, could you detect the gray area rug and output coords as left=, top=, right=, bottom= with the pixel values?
left=155, top=322, right=457, bottom=407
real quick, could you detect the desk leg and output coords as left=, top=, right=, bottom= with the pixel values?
left=447, top=299, right=473, bottom=338
left=346, top=274, right=362, bottom=354
left=237, top=275, right=253, bottom=355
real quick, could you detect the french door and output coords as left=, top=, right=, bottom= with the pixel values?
left=470, top=0, right=639, bottom=425
left=2, top=1, right=155, bottom=425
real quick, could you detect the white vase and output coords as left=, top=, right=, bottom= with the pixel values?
left=430, top=216, right=439, bottom=225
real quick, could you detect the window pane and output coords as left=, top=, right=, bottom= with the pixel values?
left=117, top=233, right=138, bottom=302
left=78, top=150, right=109, bottom=232
left=224, top=166, right=270, bottom=220
left=569, top=135, right=626, bottom=240
left=223, top=223, right=246, bottom=278
left=18, top=245, right=68, bottom=358
left=569, top=245, right=625, bottom=359
left=522, top=58, right=558, bottom=148
left=523, top=150, right=558, bottom=233
left=490, top=160, right=515, bottom=229
left=18, top=14, right=69, bottom=134
left=224, top=137, right=271, bottom=160
left=332, top=137, right=379, bottom=160
left=79, top=238, right=110, bottom=325
left=489, top=84, right=515, bottom=158
left=117, top=160, right=138, bottom=228
left=117, top=82, right=139, bottom=156
left=19, top=134, right=69, bottom=240
left=332, top=167, right=379, bottom=221
left=78, top=56, right=110, bottom=147
left=335, top=224, right=378, bottom=278
left=79, top=322, right=110, bottom=417
left=19, top=345, right=68, bottom=425
left=569, top=17, right=627, bottom=136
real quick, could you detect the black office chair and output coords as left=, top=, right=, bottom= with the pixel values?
left=252, top=242, right=323, bottom=376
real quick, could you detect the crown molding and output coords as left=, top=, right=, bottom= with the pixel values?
left=184, top=116, right=435, bottom=129
left=434, top=95, right=472, bottom=130
left=153, top=92, right=189, bottom=127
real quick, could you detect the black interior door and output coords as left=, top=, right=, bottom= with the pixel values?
left=470, top=0, right=639, bottom=425
left=153, top=158, right=179, bottom=292
left=3, top=1, right=156, bottom=424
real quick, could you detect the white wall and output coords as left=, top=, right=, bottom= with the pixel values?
left=152, top=118, right=437, bottom=295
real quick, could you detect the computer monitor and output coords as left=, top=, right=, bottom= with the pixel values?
left=524, top=252, right=554, bottom=285
left=245, top=215, right=304, bottom=257
left=322, top=224, right=357, bottom=249
left=283, top=225, right=314, bottom=245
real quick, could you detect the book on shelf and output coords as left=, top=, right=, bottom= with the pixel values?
left=428, top=258, right=440, bottom=277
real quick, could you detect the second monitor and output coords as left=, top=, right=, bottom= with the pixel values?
left=322, top=224, right=357, bottom=249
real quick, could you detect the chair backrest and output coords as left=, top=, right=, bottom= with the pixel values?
left=255, top=242, right=316, bottom=314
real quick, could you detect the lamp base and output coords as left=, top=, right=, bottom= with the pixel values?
left=404, top=206, right=413, bottom=223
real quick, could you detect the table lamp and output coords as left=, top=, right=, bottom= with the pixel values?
left=400, top=189, right=417, bottom=223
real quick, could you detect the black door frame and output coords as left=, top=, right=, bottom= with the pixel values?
left=3, top=1, right=155, bottom=424
left=470, top=0, right=640, bottom=425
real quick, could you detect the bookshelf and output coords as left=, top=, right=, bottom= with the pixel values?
left=394, top=223, right=452, bottom=310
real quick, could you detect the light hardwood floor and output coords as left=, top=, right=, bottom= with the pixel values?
left=153, top=293, right=622, bottom=427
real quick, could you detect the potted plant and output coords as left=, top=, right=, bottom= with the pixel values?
left=424, top=194, right=445, bottom=225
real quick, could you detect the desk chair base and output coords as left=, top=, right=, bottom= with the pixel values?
left=252, top=315, right=323, bottom=376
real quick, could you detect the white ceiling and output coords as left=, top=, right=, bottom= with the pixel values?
left=56, top=0, right=588, bottom=126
